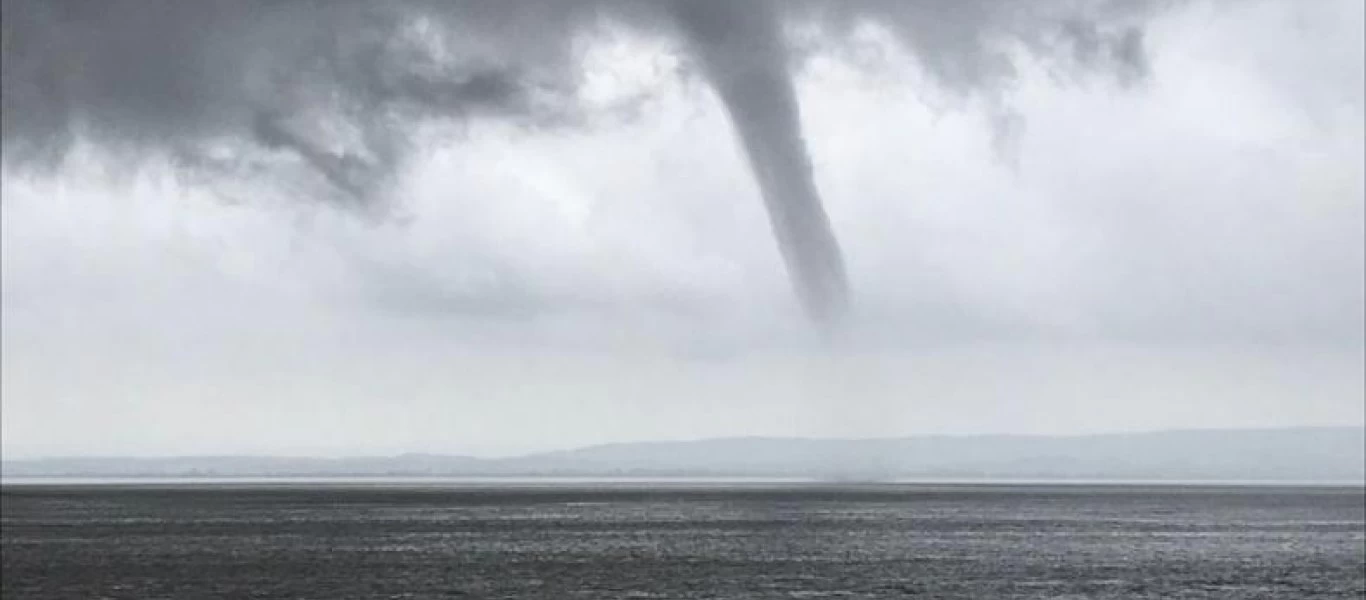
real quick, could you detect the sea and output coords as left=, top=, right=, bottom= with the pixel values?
left=3, top=480, right=1363, bottom=599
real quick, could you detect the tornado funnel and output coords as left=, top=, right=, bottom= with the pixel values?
left=672, top=0, right=850, bottom=328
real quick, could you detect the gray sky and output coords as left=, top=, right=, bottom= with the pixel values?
left=2, top=0, right=1362, bottom=458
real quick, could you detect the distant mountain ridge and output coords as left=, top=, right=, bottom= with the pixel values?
left=4, top=427, right=1363, bottom=482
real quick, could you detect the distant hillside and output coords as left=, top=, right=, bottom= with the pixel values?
left=4, top=427, right=1363, bottom=482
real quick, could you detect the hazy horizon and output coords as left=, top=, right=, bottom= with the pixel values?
left=3, top=425, right=1361, bottom=461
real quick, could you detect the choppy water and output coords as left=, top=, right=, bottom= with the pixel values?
left=3, top=483, right=1363, bottom=599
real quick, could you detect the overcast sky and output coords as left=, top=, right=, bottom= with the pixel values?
left=2, top=0, right=1362, bottom=458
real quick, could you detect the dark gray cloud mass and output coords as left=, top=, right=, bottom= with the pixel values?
left=0, top=0, right=1158, bottom=157
left=1, top=0, right=605, bottom=206
left=1, top=0, right=1162, bottom=327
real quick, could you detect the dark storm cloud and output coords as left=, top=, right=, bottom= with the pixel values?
left=1, top=0, right=1170, bottom=325
left=844, top=0, right=1155, bottom=87
left=1, top=0, right=1165, bottom=188
left=0, top=0, right=614, bottom=203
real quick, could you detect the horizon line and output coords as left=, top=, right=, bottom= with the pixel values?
left=4, top=424, right=1362, bottom=462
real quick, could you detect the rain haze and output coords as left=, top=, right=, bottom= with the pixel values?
left=2, top=0, right=1363, bottom=460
